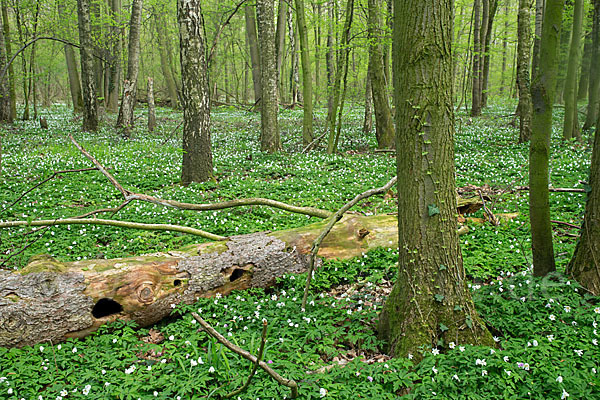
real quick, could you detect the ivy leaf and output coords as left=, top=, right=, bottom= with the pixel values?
left=434, top=294, right=445, bottom=303
left=439, top=265, right=447, bottom=271
left=454, top=305, right=462, bottom=311
left=428, top=204, right=440, bottom=216
left=465, top=315, right=473, bottom=329
left=439, top=323, right=449, bottom=332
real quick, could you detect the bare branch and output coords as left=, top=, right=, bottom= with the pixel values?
left=192, top=313, right=298, bottom=398
left=0, top=218, right=226, bottom=241
left=301, top=176, right=397, bottom=308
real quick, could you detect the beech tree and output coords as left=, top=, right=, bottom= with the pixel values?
left=529, top=0, right=564, bottom=277
left=562, top=0, right=584, bottom=141
left=516, top=0, right=532, bottom=143
left=378, top=0, right=493, bottom=357
left=178, top=0, right=214, bottom=184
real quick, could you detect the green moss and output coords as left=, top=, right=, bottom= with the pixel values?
left=19, top=254, right=68, bottom=275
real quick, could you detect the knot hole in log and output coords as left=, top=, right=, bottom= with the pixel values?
left=92, top=298, right=123, bottom=318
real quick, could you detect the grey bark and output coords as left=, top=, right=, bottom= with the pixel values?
left=147, top=77, right=156, bottom=132
left=295, top=0, right=314, bottom=145
left=245, top=5, right=262, bottom=106
left=178, top=0, right=214, bottom=184
left=106, top=0, right=123, bottom=113
left=58, top=0, right=84, bottom=113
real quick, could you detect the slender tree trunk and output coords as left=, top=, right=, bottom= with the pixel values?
left=363, top=69, right=373, bottom=135
left=500, top=0, right=509, bottom=95
left=567, top=117, right=600, bottom=295
left=178, top=0, right=214, bottom=184
left=325, top=0, right=335, bottom=127
left=0, top=6, right=10, bottom=123
left=516, top=0, right=532, bottom=143
left=91, top=0, right=103, bottom=104
left=562, top=0, right=584, bottom=141
left=147, top=77, right=156, bottom=132
left=554, top=10, right=572, bottom=104
left=256, top=0, right=281, bottom=152
left=1, top=0, right=14, bottom=120
left=326, top=0, right=354, bottom=154
left=379, top=0, right=493, bottom=359
left=275, top=0, right=286, bottom=100
left=14, top=6, right=29, bottom=120
left=577, top=31, right=592, bottom=101
left=106, top=0, right=123, bottom=113
left=245, top=5, right=262, bottom=107
left=77, top=0, right=99, bottom=131
left=288, top=11, right=299, bottom=105
left=471, top=0, right=482, bottom=116
left=58, top=0, right=84, bottom=113
left=585, top=0, right=600, bottom=131
left=154, top=12, right=177, bottom=109
left=531, top=0, right=545, bottom=82
left=481, top=0, right=498, bottom=108
left=295, top=0, right=313, bottom=145
left=368, top=0, right=394, bottom=149
left=530, top=0, right=563, bottom=277
left=116, top=0, right=143, bottom=137
left=313, top=2, right=321, bottom=105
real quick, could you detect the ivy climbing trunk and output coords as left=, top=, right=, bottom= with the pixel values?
left=76, top=0, right=98, bottom=132
left=529, top=0, right=563, bottom=277
left=516, top=0, right=532, bottom=143
left=562, top=0, right=584, bottom=141
left=378, top=0, right=493, bottom=358
left=256, top=0, right=281, bottom=152
left=178, top=0, right=214, bottom=184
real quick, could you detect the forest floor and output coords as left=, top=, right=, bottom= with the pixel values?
left=0, top=102, right=598, bottom=399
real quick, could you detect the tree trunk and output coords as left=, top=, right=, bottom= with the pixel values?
left=562, top=0, right=584, bottom=141
left=531, top=0, right=545, bottom=82
left=58, top=0, right=84, bottom=113
left=14, top=6, right=29, bottom=120
left=116, top=0, right=143, bottom=137
left=295, top=0, right=313, bottom=146
left=500, top=0, right=509, bottom=95
left=106, top=0, right=123, bottom=113
left=368, top=0, right=394, bottom=149
left=325, top=0, right=335, bottom=128
left=245, top=5, right=262, bottom=107
left=178, top=0, right=214, bottom=184
left=530, top=0, right=563, bottom=277
left=288, top=11, right=299, bottom=106
left=313, top=2, right=321, bottom=105
left=91, top=0, right=103, bottom=104
left=275, top=0, right=286, bottom=101
left=516, top=0, right=532, bottom=143
left=154, top=12, right=178, bottom=109
left=76, top=0, right=99, bottom=132
left=481, top=0, right=498, bottom=108
left=471, top=0, right=482, bottom=116
left=326, top=0, right=354, bottom=154
left=256, top=0, right=281, bottom=152
left=585, top=0, right=600, bottom=131
left=1, top=0, right=15, bottom=120
left=147, top=77, right=156, bottom=132
left=577, top=30, right=592, bottom=101
left=363, top=69, right=373, bottom=135
left=379, top=0, right=493, bottom=359
left=554, top=10, right=572, bottom=104
left=0, top=5, right=10, bottom=123
left=567, top=120, right=600, bottom=294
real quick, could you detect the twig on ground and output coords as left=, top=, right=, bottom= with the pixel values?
left=514, top=186, right=585, bottom=193
left=0, top=218, right=226, bottom=241
left=225, top=320, right=268, bottom=398
left=302, top=131, right=327, bottom=154
left=192, top=313, right=298, bottom=399
left=69, top=134, right=332, bottom=219
left=478, top=190, right=499, bottom=226
left=301, top=176, right=397, bottom=308
left=551, top=220, right=580, bottom=229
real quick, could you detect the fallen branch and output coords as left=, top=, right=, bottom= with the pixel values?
left=69, top=134, right=332, bottom=219
left=515, top=186, right=586, bottom=193
left=551, top=220, right=581, bottom=229
left=302, top=176, right=397, bottom=308
left=225, top=320, right=268, bottom=398
left=0, top=218, right=226, bottom=241
left=478, top=190, right=499, bottom=226
left=301, top=131, right=327, bottom=154
left=192, top=313, right=298, bottom=399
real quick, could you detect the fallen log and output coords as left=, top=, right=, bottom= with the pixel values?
left=0, top=203, right=481, bottom=348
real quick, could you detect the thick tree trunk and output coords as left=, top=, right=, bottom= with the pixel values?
left=516, top=0, right=532, bottom=143
left=530, top=0, right=563, bottom=277
left=178, top=0, right=214, bottom=184
left=1, top=0, right=15, bottom=120
left=256, top=0, right=281, bottom=152
left=76, top=0, right=99, bottom=132
left=245, top=5, right=262, bottom=106
left=116, top=0, right=143, bottom=137
left=585, top=0, right=600, bottom=131
left=567, top=122, right=600, bottom=295
left=379, top=0, right=493, bottom=359
left=562, top=0, right=584, bottom=141
left=0, top=5, right=10, bottom=123
left=368, top=0, right=394, bottom=149
left=295, top=0, right=313, bottom=146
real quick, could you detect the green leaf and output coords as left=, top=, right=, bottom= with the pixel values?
left=465, top=315, right=473, bottom=329
left=428, top=204, right=440, bottom=216
left=439, top=264, right=447, bottom=271
left=439, top=323, right=449, bottom=332
left=434, top=294, right=445, bottom=303
left=454, top=305, right=462, bottom=311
